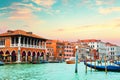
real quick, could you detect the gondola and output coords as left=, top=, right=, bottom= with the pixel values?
left=114, top=61, right=120, bottom=66
left=84, top=61, right=120, bottom=72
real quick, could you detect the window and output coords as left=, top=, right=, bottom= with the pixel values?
left=0, top=38, right=5, bottom=45
left=97, top=45, right=99, bottom=47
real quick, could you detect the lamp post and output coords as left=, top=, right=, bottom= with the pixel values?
left=75, top=46, right=79, bottom=73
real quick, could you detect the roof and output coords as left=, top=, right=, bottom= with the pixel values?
left=79, top=39, right=101, bottom=43
left=106, top=42, right=117, bottom=46
left=0, top=30, right=47, bottom=40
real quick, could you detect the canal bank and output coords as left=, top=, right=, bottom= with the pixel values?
left=0, top=62, right=120, bottom=80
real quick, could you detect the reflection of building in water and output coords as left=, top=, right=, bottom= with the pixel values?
left=0, top=30, right=47, bottom=63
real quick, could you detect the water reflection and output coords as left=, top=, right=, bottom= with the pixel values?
left=72, top=73, right=80, bottom=80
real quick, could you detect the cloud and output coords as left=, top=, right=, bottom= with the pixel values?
left=99, top=7, right=120, bottom=14
left=57, top=29, right=64, bottom=32
left=96, top=0, right=115, bottom=5
left=32, top=0, right=56, bottom=8
left=9, top=8, right=33, bottom=19
left=0, top=2, right=42, bottom=19
left=0, top=26, right=9, bottom=33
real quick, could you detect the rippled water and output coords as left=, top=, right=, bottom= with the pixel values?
left=0, top=62, right=120, bottom=80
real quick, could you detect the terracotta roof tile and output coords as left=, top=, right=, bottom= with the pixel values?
left=106, top=42, right=117, bottom=46
left=0, top=30, right=47, bottom=40
left=79, top=39, right=101, bottom=43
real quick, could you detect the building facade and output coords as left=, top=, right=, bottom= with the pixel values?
left=64, top=41, right=74, bottom=60
left=106, top=42, right=120, bottom=60
left=0, top=30, right=47, bottom=63
left=78, top=39, right=106, bottom=60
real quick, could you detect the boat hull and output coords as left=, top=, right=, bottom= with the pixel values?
left=84, top=62, right=120, bottom=72
left=66, top=61, right=80, bottom=64
left=0, top=61, right=4, bottom=66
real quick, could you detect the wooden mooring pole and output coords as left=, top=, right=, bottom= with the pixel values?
left=75, top=46, right=78, bottom=73
left=85, top=57, right=87, bottom=74
left=105, top=56, right=107, bottom=74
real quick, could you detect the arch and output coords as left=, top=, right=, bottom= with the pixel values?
left=0, top=51, right=4, bottom=61
left=22, top=51, right=26, bottom=57
left=27, top=51, right=31, bottom=62
left=40, top=52, right=44, bottom=57
left=5, top=51, right=10, bottom=62
left=40, top=52, right=44, bottom=60
left=11, top=51, right=16, bottom=62
left=37, top=52, right=40, bottom=61
left=32, top=52, right=36, bottom=57
left=32, top=52, right=36, bottom=62
left=28, top=51, right=31, bottom=56
left=22, top=51, right=26, bottom=62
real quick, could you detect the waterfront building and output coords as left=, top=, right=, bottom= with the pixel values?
left=46, top=40, right=54, bottom=61
left=106, top=42, right=120, bottom=60
left=78, top=39, right=106, bottom=59
left=64, top=41, right=74, bottom=60
left=46, top=40, right=64, bottom=61
left=0, top=30, right=47, bottom=63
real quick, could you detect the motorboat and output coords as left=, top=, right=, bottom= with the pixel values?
left=66, top=57, right=80, bottom=64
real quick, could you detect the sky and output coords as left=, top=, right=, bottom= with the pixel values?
left=0, top=0, right=120, bottom=45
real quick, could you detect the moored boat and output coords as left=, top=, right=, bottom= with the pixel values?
left=84, top=61, right=120, bottom=72
left=114, top=61, right=120, bottom=66
left=0, top=61, right=4, bottom=66
left=66, top=57, right=80, bottom=64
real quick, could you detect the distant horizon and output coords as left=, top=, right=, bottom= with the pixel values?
left=0, top=0, right=120, bottom=45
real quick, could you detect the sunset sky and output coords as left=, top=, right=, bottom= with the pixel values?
left=0, top=0, right=120, bottom=45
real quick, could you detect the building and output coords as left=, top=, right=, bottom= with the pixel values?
left=46, top=40, right=64, bottom=61
left=78, top=39, right=106, bottom=60
left=0, top=30, right=47, bottom=63
left=106, top=42, right=120, bottom=60
left=46, top=40, right=54, bottom=61
left=64, top=41, right=74, bottom=60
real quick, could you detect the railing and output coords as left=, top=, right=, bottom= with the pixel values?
left=0, top=45, right=5, bottom=47
left=10, top=44, right=46, bottom=49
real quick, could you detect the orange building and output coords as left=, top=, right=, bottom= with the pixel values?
left=46, top=40, right=64, bottom=61
left=0, top=30, right=47, bottom=63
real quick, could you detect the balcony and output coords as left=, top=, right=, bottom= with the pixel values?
left=0, top=45, right=5, bottom=48
left=10, top=44, right=46, bottom=49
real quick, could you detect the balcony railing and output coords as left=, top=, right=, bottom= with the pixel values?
left=10, top=44, right=46, bottom=49
left=0, top=45, right=5, bottom=47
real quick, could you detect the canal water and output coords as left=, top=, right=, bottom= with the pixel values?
left=0, top=62, right=120, bottom=80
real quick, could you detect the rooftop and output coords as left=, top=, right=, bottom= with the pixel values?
left=0, top=30, right=47, bottom=40
left=78, top=39, right=101, bottom=43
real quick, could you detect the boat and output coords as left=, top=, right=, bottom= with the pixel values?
left=84, top=61, right=120, bottom=72
left=114, top=61, right=120, bottom=66
left=0, top=61, right=4, bottom=66
left=66, top=57, right=80, bottom=64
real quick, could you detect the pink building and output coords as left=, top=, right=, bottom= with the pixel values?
left=64, top=42, right=74, bottom=60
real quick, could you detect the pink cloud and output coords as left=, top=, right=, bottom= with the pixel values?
left=32, top=0, right=56, bottom=8
left=0, top=26, right=9, bottom=33
left=9, top=8, right=33, bottom=19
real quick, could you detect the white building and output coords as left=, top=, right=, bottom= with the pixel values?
left=106, top=42, right=120, bottom=60
left=78, top=39, right=106, bottom=59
